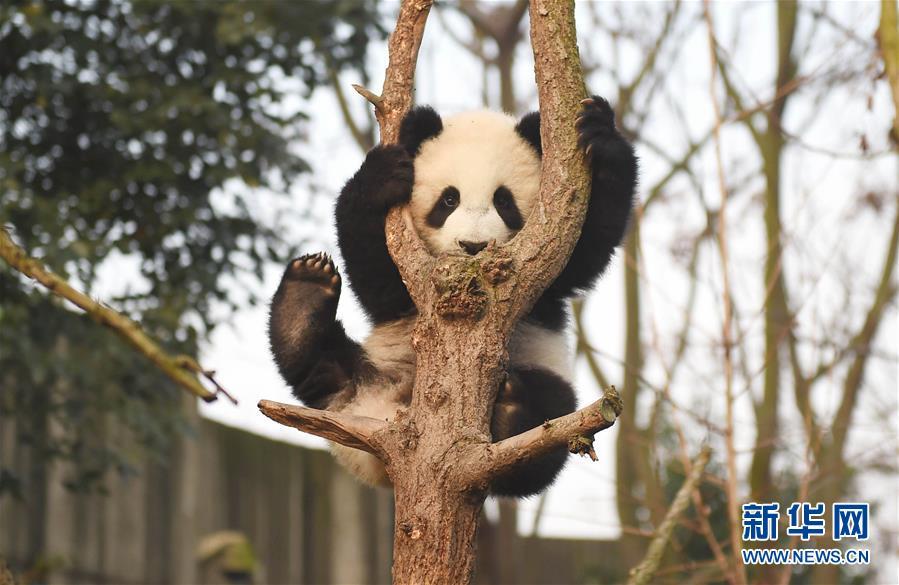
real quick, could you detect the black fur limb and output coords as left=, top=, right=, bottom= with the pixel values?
left=336, top=145, right=417, bottom=324
left=268, top=253, right=368, bottom=409
left=525, top=95, right=637, bottom=330
left=489, top=367, right=577, bottom=497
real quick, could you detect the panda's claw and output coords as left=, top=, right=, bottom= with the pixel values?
left=283, top=252, right=341, bottom=296
left=576, top=95, right=622, bottom=160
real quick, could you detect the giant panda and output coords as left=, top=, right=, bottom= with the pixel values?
left=269, top=96, right=636, bottom=497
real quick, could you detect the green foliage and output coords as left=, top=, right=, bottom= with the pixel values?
left=0, top=0, right=382, bottom=494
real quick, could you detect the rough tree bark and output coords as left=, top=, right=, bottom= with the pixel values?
left=258, top=1, right=622, bottom=583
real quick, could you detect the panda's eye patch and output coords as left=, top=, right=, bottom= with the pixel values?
left=493, top=188, right=513, bottom=208
left=426, top=186, right=460, bottom=228
left=493, top=185, right=523, bottom=230
left=441, top=186, right=460, bottom=208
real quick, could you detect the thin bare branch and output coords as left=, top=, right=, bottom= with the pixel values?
left=703, top=4, right=746, bottom=583
left=352, top=83, right=385, bottom=114
left=618, top=0, right=681, bottom=121
left=573, top=298, right=611, bottom=390
left=679, top=438, right=735, bottom=583
left=830, top=198, right=899, bottom=451
left=626, top=447, right=712, bottom=585
left=330, top=75, right=374, bottom=152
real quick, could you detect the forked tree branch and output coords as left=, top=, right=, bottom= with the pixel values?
left=0, top=226, right=231, bottom=403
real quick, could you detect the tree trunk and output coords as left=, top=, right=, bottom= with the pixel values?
left=392, top=480, right=484, bottom=584
left=386, top=320, right=504, bottom=584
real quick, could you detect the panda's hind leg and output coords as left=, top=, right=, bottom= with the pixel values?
left=489, top=367, right=577, bottom=497
left=269, top=253, right=366, bottom=409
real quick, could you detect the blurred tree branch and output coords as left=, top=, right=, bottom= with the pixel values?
left=626, top=447, right=712, bottom=585
left=452, top=0, right=528, bottom=111
left=617, top=0, right=681, bottom=121
left=704, top=2, right=745, bottom=581
left=326, top=55, right=375, bottom=152
left=829, top=202, right=899, bottom=454
left=880, top=0, right=899, bottom=142
left=573, top=298, right=611, bottom=390
left=0, top=227, right=233, bottom=403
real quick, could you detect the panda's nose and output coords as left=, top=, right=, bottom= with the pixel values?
left=459, top=240, right=488, bottom=255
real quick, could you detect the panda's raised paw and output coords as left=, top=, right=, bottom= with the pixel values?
left=284, top=252, right=341, bottom=296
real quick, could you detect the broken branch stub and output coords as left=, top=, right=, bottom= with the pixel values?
left=257, top=400, right=388, bottom=457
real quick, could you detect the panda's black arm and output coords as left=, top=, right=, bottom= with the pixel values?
left=335, top=145, right=415, bottom=324
left=548, top=96, right=637, bottom=296
left=269, top=254, right=370, bottom=410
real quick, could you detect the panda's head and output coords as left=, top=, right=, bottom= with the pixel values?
left=399, top=106, right=542, bottom=256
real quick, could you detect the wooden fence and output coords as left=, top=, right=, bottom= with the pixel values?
left=1, top=401, right=618, bottom=584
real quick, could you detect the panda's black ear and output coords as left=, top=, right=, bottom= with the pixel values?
left=399, top=106, right=443, bottom=156
left=515, top=111, right=542, bottom=157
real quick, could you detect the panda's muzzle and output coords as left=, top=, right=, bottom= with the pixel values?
left=459, top=240, right=488, bottom=255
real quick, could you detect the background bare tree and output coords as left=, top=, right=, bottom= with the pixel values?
left=407, top=1, right=898, bottom=582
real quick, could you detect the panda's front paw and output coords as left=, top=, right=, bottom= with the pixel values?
left=363, top=145, right=414, bottom=209
left=576, top=96, right=626, bottom=163
left=282, top=252, right=341, bottom=298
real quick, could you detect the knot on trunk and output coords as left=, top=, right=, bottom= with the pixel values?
left=482, top=255, right=513, bottom=285
left=398, top=519, right=424, bottom=540
left=434, top=260, right=488, bottom=320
